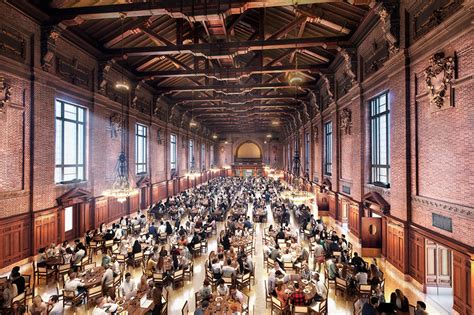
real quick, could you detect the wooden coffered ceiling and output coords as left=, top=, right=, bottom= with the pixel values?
left=28, top=0, right=373, bottom=134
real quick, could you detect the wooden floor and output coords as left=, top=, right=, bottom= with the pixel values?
left=3, top=202, right=453, bottom=314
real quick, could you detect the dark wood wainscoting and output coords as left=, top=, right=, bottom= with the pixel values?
left=348, top=204, right=360, bottom=238
left=33, top=208, right=59, bottom=253
left=385, top=218, right=406, bottom=273
left=94, top=197, right=109, bottom=229
left=408, top=230, right=425, bottom=285
left=0, top=214, right=31, bottom=269
left=453, top=251, right=473, bottom=315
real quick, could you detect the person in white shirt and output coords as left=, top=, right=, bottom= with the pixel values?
left=114, top=227, right=123, bottom=240
left=92, top=297, right=108, bottom=315
left=73, top=248, right=86, bottom=265
left=229, top=285, right=244, bottom=304
left=102, top=265, right=114, bottom=288
left=216, top=279, right=229, bottom=296
left=64, top=272, right=86, bottom=295
left=158, top=222, right=167, bottom=234
left=355, top=269, right=368, bottom=285
left=221, top=259, right=236, bottom=278
left=313, top=273, right=327, bottom=300
left=110, top=256, right=120, bottom=275
left=120, top=272, right=137, bottom=298
left=47, top=295, right=64, bottom=315
left=281, top=249, right=293, bottom=263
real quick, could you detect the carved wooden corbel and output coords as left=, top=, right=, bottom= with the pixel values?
left=337, top=47, right=357, bottom=85
left=313, top=125, right=319, bottom=143
left=131, top=80, right=144, bottom=109
left=424, top=52, right=455, bottom=109
left=41, top=25, right=63, bottom=72
left=308, top=90, right=320, bottom=114
left=376, top=2, right=400, bottom=56
left=320, top=74, right=334, bottom=104
left=340, top=108, right=352, bottom=135
left=98, top=59, right=115, bottom=94
left=0, top=76, right=12, bottom=112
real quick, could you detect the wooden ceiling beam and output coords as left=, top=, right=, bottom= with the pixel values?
left=266, top=16, right=306, bottom=40
left=156, top=82, right=314, bottom=93
left=105, top=36, right=346, bottom=59
left=139, top=64, right=326, bottom=80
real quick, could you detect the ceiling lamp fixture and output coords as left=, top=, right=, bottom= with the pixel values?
left=189, top=120, right=198, bottom=127
left=266, top=134, right=272, bottom=138
left=212, top=134, right=218, bottom=139
left=115, top=13, right=130, bottom=91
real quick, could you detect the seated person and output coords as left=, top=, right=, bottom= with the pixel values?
left=216, top=279, right=229, bottom=296
left=290, top=282, right=307, bottom=306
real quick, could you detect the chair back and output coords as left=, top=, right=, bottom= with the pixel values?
left=359, top=284, right=372, bottom=293
left=271, top=295, right=282, bottom=309
left=84, top=263, right=96, bottom=271
left=87, top=284, right=102, bottom=297
left=336, top=277, right=347, bottom=288
left=105, top=240, right=114, bottom=247
left=174, top=269, right=184, bottom=278
left=134, top=252, right=144, bottom=260
left=12, top=292, right=26, bottom=304
left=181, top=300, right=189, bottom=315
left=294, top=305, right=309, bottom=313
left=63, top=289, right=76, bottom=298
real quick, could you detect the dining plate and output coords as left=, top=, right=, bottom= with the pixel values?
left=303, top=289, right=310, bottom=294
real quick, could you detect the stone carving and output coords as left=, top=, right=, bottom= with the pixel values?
left=320, top=74, right=334, bottom=106
left=340, top=108, right=352, bottom=135
left=0, top=76, right=12, bottom=112
left=308, top=90, right=320, bottom=113
left=424, top=52, right=455, bottom=109
left=41, top=25, right=62, bottom=72
left=131, top=81, right=144, bottom=109
left=108, top=113, right=123, bottom=139
left=313, top=126, right=319, bottom=143
left=376, top=3, right=400, bottom=56
left=412, top=195, right=473, bottom=219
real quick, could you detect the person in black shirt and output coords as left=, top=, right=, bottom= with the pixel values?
left=275, top=229, right=285, bottom=241
left=221, top=233, right=231, bottom=250
left=351, top=252, right=365, bottom=271
left=10, top=266, right=25, bottom=294
left=104, top=230, right=114, bottom=241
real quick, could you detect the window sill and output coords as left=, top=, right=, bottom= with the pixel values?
left=371, top=182, right=390, bottom=188
left=56, top=180, right=87, bottom=186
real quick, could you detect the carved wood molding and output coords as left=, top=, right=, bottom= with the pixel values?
left=0, top=76, right=12, bottom=112
left=412, top=195, right=473, bottom=219
left=424, top=52, right=455, bottom=109
left=376, top=2, right=400, bottom=56
left=98, top=59, right=115, bottom=94
left=41, top=25, right=62, bottom=72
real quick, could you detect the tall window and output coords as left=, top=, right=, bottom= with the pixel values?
left=135, top=123, right=147, bottom=174
left=210, top=145, right=214, bottom=165
left=305, top=132, right=310, bottom=173
left=287, top=143, right=291, bottom=171
left=201, top=144, right=205, bottom=169
left=370, top=93, right=390, bottom=186
left=55, top=100, right=86, bottom=183
left=170, top=134, right=177, bottom=171
left=64, top=206, right=73, bottom=232
left=324, top=122, right=332, bottom=175
left=188, top=139, right=194, bottom=169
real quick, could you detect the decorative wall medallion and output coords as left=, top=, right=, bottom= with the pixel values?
left=108, top=113, right=122, bottom=139
left=424, top=52, right=455, bottom=109
left=340, top=108, right=352, bottom=135
left=0, top=76, right=12, bottom=112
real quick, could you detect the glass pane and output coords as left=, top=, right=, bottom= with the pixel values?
left=63, top=167, right=77, bottom=181
left=64, top=103, right=77, bottom=120
left=64, top=121, right=77, bottom=165
left=78, top=167, right=84, bottom=180
left=78, top=124, right=84, bottom=164
left=55, top=101, right=62, bottom=118
left=64, top=206, right=73, bottom=232
left=55, top=119, right=62, bottom=165
left=78, top=107, right=84, bottom=123
left=55, top=167, right=62, bottom=183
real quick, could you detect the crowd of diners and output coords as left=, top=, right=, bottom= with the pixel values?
left=0, top=175, right=431, bottom=315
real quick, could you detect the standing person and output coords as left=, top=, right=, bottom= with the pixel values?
left=47, top=295, right=63, bottom=315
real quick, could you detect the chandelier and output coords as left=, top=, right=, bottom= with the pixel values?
left=186, top=156, right=199, bottom=179
left=103, top=152, right=138, bottom=203
left=103, top=14, right=138, bottom=203
left=281, top=145, right=315, bottom=205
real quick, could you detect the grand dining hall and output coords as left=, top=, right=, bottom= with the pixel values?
left=0, top=0, right=472, bottom=315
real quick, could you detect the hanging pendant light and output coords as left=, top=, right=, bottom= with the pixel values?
left=103, top=13, right=137, bottom=203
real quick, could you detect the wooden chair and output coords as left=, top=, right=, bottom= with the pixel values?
left=309, top=299, right=327, bottom=315
left=192, top=243, right=202, bottom=257
left=283, top=261, right=294, bottom=274
left=194, top=291, right=201, bottom=309
left=159, top=232, right=168, bottom=244
left=181, top=300, right=189, bottom=315
left=12, top=292, right=26, bottom=306
left=293, top=305, right=309, bottom=314
left=267, top=258, right=275, bottom=271
left=264, top=280, right=272, bottom=306
left=35, top=263, right=54, bottom=284
left=131, top=252, right=144, bottom=268
left=63, top=289, right=85, bottom=307
left=236, top=272, right=251, bottom=291
left=88, top=241, right=100, bottom=256
left=335, top=277, right=348, bottom=297
left=83, top=262, right=97, bottom=271
left=271, top=295, right=288, bottom=314
left=171, top=269, right=184, bottom=288
left=22, top=274, right=33, bottom=301
left=161, top=301, right=168, bottom=315
left=116, top=254, right=126, bottom=270
left=111, top=244, right=119, bottom=255
left=86, top=284, right=102, bottom=304
left=57, top=264, right=71, bottom=283
left=201, top=239, right=208, bottom=253
left=357, top=284, right=372, bottom=298
left=104, top=240, right=114, bottom=254
left=183, top=261, right=193, bottom=281
left=241, top=291, right=250, bottom=312
left=222, top=276, right=232, bottom=286
left=153, top=272, right=164, bottom=286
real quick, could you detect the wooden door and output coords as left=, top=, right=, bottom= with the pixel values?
left=361, top=217, right=382, bottom=256
left=64, top=206, right=75, bottom=241
left=426, top=240, right=452, bottom=287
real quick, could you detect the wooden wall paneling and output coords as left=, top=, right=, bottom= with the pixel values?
left=0, top=215, right=31, bottom=269
left=328, top=193, right=336, bottom=219
left=33, top=209, right=59, bottom=253
left=348, top=205, right=360, bottom=237
left=409, top=230, right=425, bottom=285
left=453, top=251, right=473, bottom=315
left=180, top=177, right=188, bottom=192
left=94, top=198, right=108, bottom=229
left=167, top=180, right=174, bottom=197
left=129, top=194, right=139, bottom=213
left=152, top=184, right=159, bottom=203
left=386, top=221, right=405, bottom=272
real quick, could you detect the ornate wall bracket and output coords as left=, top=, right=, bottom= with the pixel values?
left=40, top=25, right=63, bottom=72
left=0, top=76, right=12, bottom=112
left=424, top=52, right=455, bottom=109
left=98, top=59, right=115, bottom=94
left=337, top=48, right=357, bottom=85
left=376, top=2, right=400, bottom=56
left=340, top=108, right=352, bottom=135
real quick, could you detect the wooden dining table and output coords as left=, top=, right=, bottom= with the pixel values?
left=205, top=296, right=242, bottom=315
left=283, top=279, right=318, bottom=301
left=78, top=266, right=105, bottom=288
left=117, top=290, right=155, bottom=315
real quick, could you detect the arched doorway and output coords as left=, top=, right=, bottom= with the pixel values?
left=233, top=141, right=263, bottom=177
